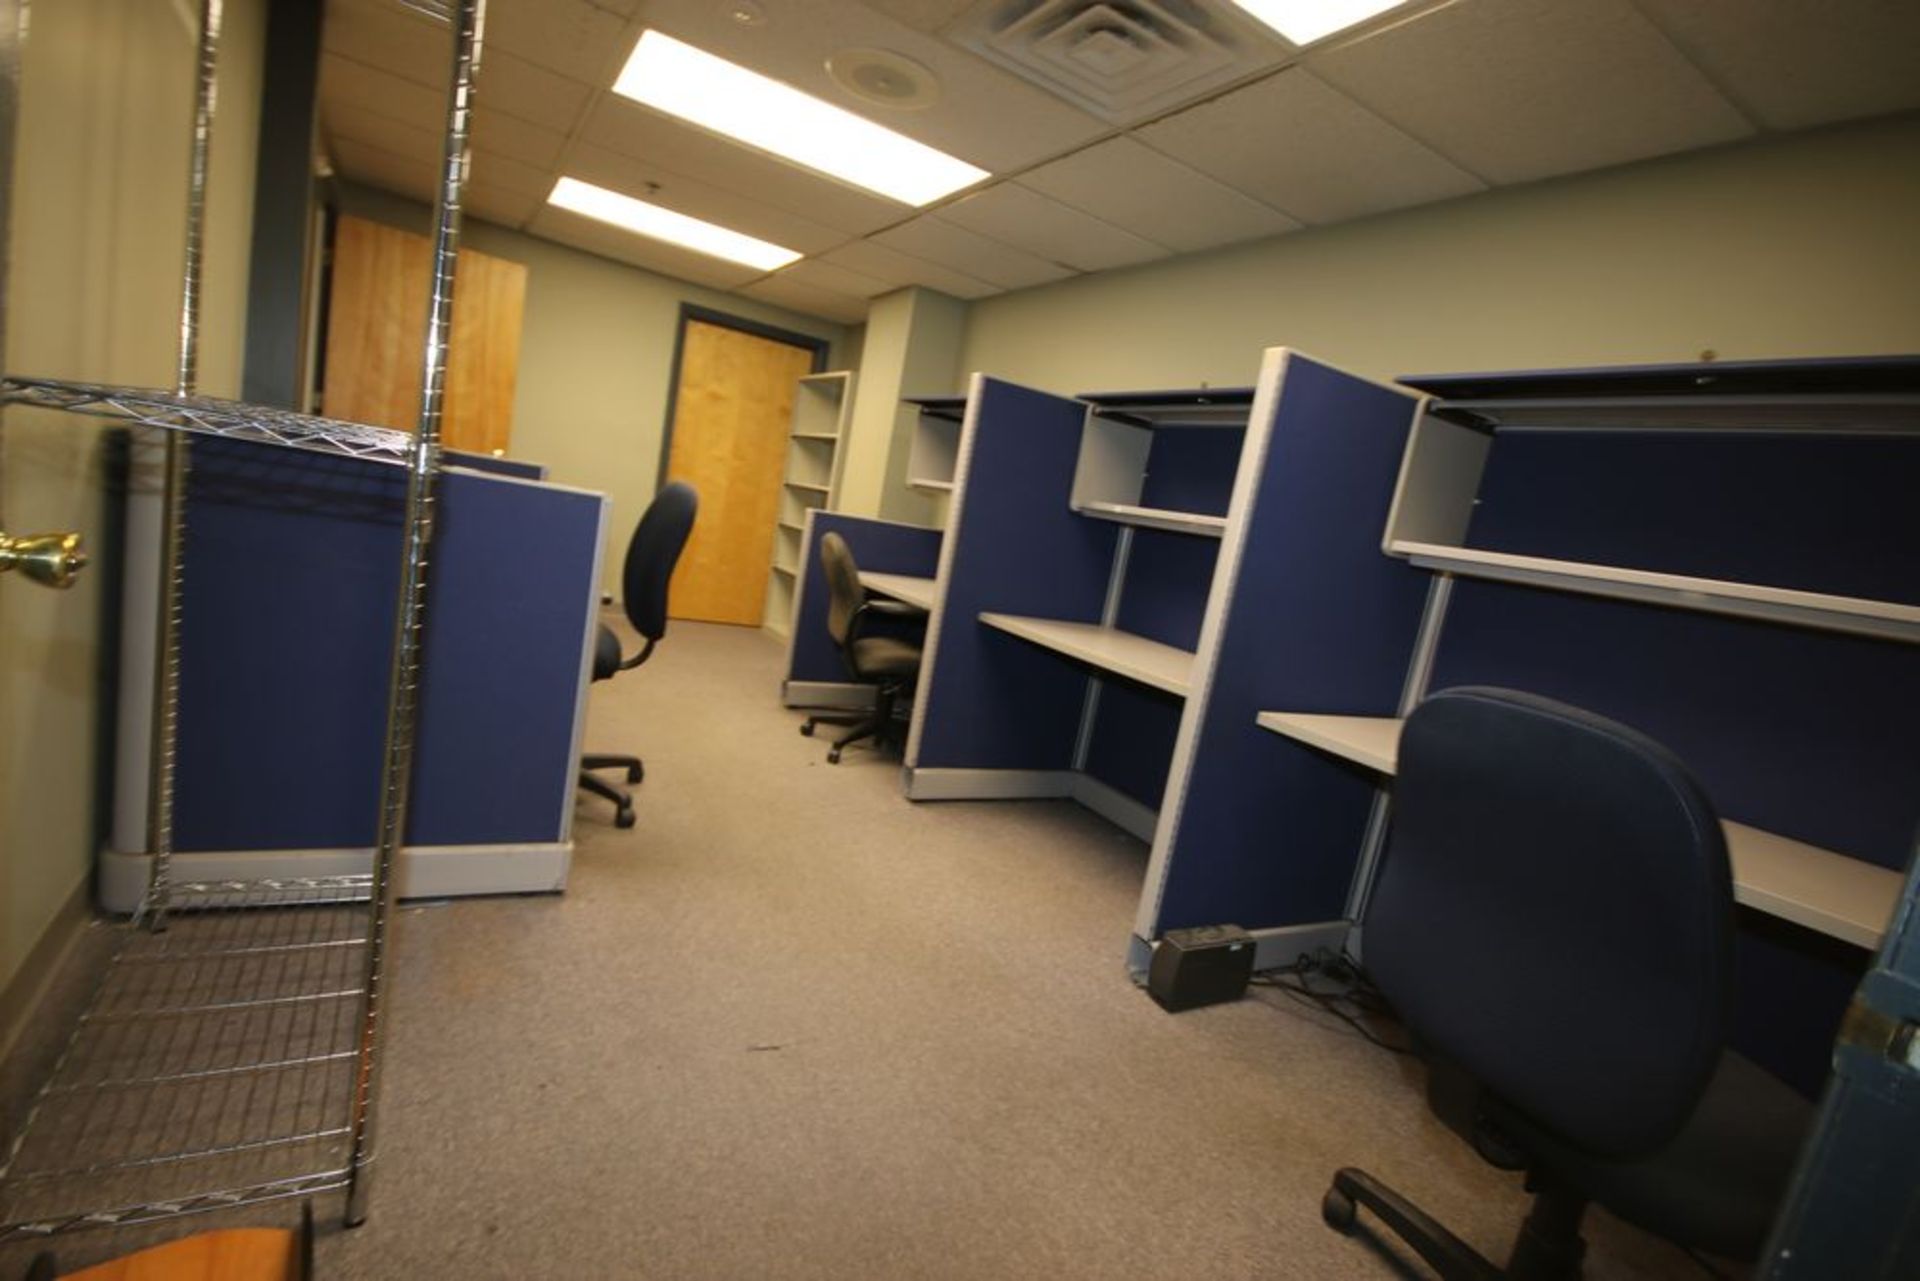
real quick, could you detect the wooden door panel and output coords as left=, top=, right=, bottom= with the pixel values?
left=664, top=320, right=816, bottom=625
left=322, top=214, right=526, bottom=456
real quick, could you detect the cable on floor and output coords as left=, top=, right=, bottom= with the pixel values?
left=1249, top=949, right=1414, bottom=1056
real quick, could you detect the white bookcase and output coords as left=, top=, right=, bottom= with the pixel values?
left=765, top=371, right=855, bottom=638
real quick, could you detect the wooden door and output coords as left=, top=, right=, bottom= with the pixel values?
left=323, top=214, right=527, bottom=456
left=663, top=318, right=817, bottom=624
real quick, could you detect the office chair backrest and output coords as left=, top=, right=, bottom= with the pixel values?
left=1365, top=686, right=1734, bottom=1161
left=820, top=531, right=864, bottom=647
left=622, top=481, right=698, bottom=644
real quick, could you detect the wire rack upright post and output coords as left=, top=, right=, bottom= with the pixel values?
left=0, top=0, right=487, bottom=1245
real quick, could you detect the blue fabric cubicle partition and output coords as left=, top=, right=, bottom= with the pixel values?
left=910, top=377, right=1114, bottom=772
left=1144, top=353, right=1431, bottom=935
left=172, top=437, right=603, bottom=852
left=446, top=450, right=546, bottom=480
left=784, top=511, right=942, bottom=691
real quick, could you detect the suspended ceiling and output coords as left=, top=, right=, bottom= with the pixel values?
left=317, top=0, right=1920, bottom=324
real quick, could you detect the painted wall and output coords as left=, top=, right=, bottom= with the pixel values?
left=331, top=184, right=849, bottom=592
left=957, top=115, right=1920, bottom=392
left=2, top=0, right=263, bottom=1009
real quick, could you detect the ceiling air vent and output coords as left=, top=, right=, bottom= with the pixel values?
left=946, top=0, right=1287, bottom=125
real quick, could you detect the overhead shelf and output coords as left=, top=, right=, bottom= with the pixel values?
left=1079, top=387, right=1256, bottom=428
left=980, top=613, right=1193, bottom=698
left=0, top=376, right=412, bottom=465
left=1253, top=711, right=1903, bottom=949
left=1391, top=540, right=1920, bottom=646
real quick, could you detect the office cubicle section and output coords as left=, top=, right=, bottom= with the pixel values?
left=104, top=436, right=608, bottom=910
left=780, top=509, right=943, bottom=708
left=905, top=376, right=1119, bottom=791
left=1131, top=352, right=1432, bottom=970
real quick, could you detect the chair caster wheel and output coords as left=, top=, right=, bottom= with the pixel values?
left=1322, top=1187, right=1357, bottom=1234
left=615, top=805, right=635, bottom=829
left=827, top=747, right=842, bottom=764
left=627, top=763, right=644, bottom=784
left=800, top=722, right=815, bottom=737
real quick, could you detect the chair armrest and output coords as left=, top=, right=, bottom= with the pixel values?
left=845, top=599, right=927, bottom=647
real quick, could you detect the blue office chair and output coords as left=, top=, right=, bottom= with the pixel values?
left=1323, top=687, right=1811, bottom=1278
left=578, top=481, right=697, bottom=828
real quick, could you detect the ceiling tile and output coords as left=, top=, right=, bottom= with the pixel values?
left=1634, top=0, right=1920, bottom=131
left=527, top=206, right=764, bottom=289
left=321, top=52, right=444, bottom=134
left=566, top=143, right=852, bottom=255
left=1135, top=67, right=1484, bottom=224
left=466, top=182, right=542, bottom=229
left=580, top=98, right=908, bottom=236
left=778, top=258, right=899, bottom=299
left=1019, top=136, right=1301, bottom=253
left=329, top=137, right=439, bottom=205
left=472, top=107, right=568, bottom=170
left=853, top=1, right=976, bottom=34
left=939, top=182, right=1168, bottom=273
left=324, top=99, right=443, bottom=166
left=478, top=49, right=596, bottom=134
left=632, top=0, right=1107, bottom=174
left=819, top=240, right=1000, bottom=300
left=485, top=0, right=631, bottom=84
left=738, top=275, right=871, bottom=325
left=1310, top=0, right=1755, bottom=185
left=323, top=0, right=449, bottom=86
left=467, top=149, right=552, bottom=198
left=873, top=216, right=1077, bottom=290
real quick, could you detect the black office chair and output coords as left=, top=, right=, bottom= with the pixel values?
left=579, top=481, right=697, bottom=828
left=799, top=531, right=925, bottom=764
left=1322, top=686, right=1811, bottom=1279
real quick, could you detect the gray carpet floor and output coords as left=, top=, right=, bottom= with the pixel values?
left=3, top=618, right=1705, bottom=1279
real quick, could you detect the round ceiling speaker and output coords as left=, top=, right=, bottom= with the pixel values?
left=826, top=48, right=941, bottom=110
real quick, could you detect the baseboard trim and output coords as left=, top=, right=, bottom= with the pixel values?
left=904, top=768, right=1075, bottom=802
left=782, top=680, right=874, bottom=710
left=1069, top=774, right=1158, bottom=844
left=96, top=843, right=574, bottom=914
left=0, top=875, right=92, bottom=1065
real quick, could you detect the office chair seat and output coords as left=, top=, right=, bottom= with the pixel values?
left=1508, top=1049, right=1810, bottom=1259
left=849, top=635, right=922, bottom=680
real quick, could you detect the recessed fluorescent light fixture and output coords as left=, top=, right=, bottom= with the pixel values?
left=612, top=30, right=988, bottom=207
left=1229, top=1, right=1413, bottom=47
left=547, top=177, right=801, bottom=271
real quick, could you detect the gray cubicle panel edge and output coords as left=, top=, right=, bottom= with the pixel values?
left=1129, top=349, right=1432, bottom=974
left=103, top=440, right=609, bottom=911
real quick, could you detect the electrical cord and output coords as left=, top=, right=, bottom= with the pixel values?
left=1249, top=950, right=1414, bottom=1056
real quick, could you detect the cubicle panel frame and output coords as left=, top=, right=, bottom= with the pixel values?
left=105, top=439, right=606, bottom=911
left=1134, top=350, right=1432, bottom=967
left=780, top=508, right=943, bottom=708
left=905, top=375, right=1116, bottom=789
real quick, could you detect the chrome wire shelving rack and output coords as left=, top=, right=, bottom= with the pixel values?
left=0, top=0, right=487, bottom=1246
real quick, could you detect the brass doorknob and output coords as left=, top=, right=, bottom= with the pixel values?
left=0, top=530, right=89, bottom=589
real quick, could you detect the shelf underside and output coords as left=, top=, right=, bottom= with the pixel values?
left=979, top=613, right=1192, bottom=697
left=1253, top=712, right=1901, bottom=949
left=1074, top=502, right=1226, bottom=538
left=1, top=377, right=412, bottom=466
left=1393, top=540, right=1920, bottom=646
left=0, top=878, right=374, bottom=1243
left=1432, top=393, right=1920, bottom=434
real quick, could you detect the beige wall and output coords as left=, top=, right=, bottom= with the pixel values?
left=332, top=184, right=849, bottom=591
left=958, top=115, right=1920, bottom=392
left=2, top=0, right=263, bottom=1006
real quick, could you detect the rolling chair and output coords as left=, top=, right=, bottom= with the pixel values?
left=1323, top=686, right=1811, bottom=1279
left=799, top=531, right=925, bottom=764
left=578, top=481, right=697, bottom=828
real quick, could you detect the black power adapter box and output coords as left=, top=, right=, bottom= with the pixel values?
left=1147, top=925, right=1255, bottom=1012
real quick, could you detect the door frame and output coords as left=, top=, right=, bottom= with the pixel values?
left=654, top=304, right=831, bottom=497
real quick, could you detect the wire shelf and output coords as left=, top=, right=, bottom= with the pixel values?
left=0, top=878, right=373, bottom=1244
left=0, top=377, right=412, bottom=466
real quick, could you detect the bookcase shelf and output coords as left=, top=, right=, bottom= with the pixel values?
left=766, top=372, right=854, bottom=638
left=1252, top=711, right=1901, bottom=949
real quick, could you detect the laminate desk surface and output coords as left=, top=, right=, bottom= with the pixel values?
left=1255, top=711, right=1901, bottom=950
left=859, top=572, right=937, bottom=612
left=979, top=613, right=1193, bottom=697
